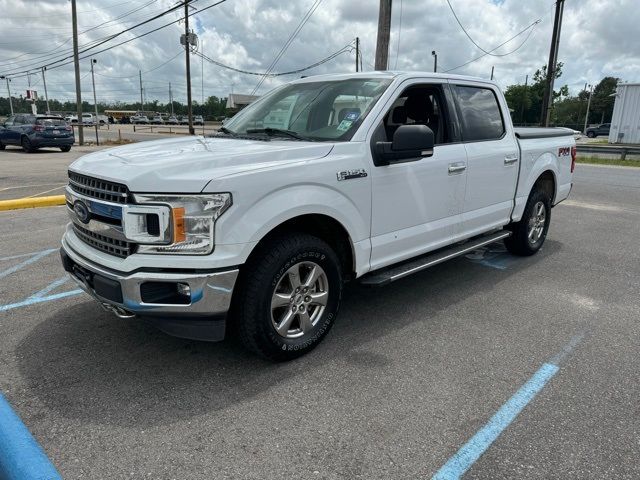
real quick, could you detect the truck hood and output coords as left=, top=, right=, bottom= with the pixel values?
left=69, top=135, right=334, bottom=192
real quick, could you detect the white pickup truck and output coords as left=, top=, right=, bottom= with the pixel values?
left=60, top=72, right=575, bottom=360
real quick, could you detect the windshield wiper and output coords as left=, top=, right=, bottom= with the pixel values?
left=217, top=126, right=236, bottom=136
left=245, top=127, right=313, bottom=141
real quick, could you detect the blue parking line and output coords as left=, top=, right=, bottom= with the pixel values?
left=27, top=277, right=69, bottom=301
left=0, top=393, right=62, bottom=480
left=432, top=333, right=585, bottom=479
left=0, top=290, right=83, bottom=313
left=432, top=363, right=559, bottom=480
left=0, top=249, right=57, bottom=280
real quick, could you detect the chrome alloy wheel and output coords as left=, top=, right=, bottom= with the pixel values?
left=270, top=261, right=329, bottom=339
left=528, top=201, right=546, bottom=244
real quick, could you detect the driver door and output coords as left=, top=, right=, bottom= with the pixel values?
left=368, top=81, right=468, bottom=271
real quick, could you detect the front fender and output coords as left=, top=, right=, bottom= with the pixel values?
left=214, top=183, right=371, bottom=273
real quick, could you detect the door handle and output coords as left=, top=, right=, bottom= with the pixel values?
left=504, top=155, right=518, bottom=165
left=448, top=163, right=466, bottom=174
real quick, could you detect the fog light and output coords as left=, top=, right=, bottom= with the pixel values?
left=177, top=282, right=191, bottom=297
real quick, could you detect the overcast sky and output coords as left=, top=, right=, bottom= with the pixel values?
left=0, top=0, right=637, bottom=106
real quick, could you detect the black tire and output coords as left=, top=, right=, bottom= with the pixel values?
left=504, top=187, right=552, bottom=256
left=60, top=145, right=71, bottom=152
left=587, top=131, right=595, bottom=138
left=0, top=141, right=5, bottom=150
left=21, top=136, right=34, bottom=153
left=233, top=233, right=342, bottom=361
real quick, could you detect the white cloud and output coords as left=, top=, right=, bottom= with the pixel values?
left=0, top=0, right=637, bottom=105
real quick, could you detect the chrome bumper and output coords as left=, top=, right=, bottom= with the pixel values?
left=61, top=236, right=238, bottom=319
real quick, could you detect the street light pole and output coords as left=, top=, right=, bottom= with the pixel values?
left=432, top=50, right=437, bottom=73
left=1, top=76, right=12, bottom=115
left=583, top=84, right=593, bottom=134
left=41, top=67, right=51, bottom=114
left=90, top=59, right=99, bottom=146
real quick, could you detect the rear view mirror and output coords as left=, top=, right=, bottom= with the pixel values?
left=375, top=124, right=434, bottom=165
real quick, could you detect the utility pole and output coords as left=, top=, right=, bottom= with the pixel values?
left=1, top=77, right=13, bottom=115
left=139, top=70, right=143, bottom=113
left=184, top=0, right=195, bottom=135
left=169, top=82, right=174, bottom=116
left=71, top=0, right=83, bottom=145
left=355, top=37, right=360, bottom=72
left=490, top=66, right=494, bottom=80
left=432, top=50, right=437, bottom=73
left=583, top=84, right=593, bottom=134
left=41, top=68, right=51, bottom=114
left=519, top=74, right=528, bottom=125
left=374, top=0, right=392, bottom=70
left=90, top=59, right=99, bottom=146
left=541, top=0, right=565, bottom=126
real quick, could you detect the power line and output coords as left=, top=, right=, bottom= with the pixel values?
left=445, top=0, right=540, bottom=57
left=251, top=0, right=324, bottom=95
left=0, top=0, right=189, bottom=77
left=393, top=0, right=402, bottom=69
left=0, top=0, right=228, bottom=79
left=196, top=42, right=354, bottom=78
left=444, top=18, right=541, bottom=73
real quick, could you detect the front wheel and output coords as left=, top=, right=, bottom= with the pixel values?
left=233, top=233, right=342, bottom=361
left=0, top=141, right=5, bottom=150
left=60, top=145, right=71, bottom=152
left=587, top=131, right=595, bottom=138
left=504, top=188, right=551, bottom=256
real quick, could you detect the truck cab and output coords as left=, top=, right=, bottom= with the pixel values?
left=60, top=72, right=575, bottom=360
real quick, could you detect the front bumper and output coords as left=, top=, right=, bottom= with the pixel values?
left=60, top=237, right=239, bottom=341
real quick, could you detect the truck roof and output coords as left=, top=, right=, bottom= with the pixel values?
left=292, top=70, right=493, bottom=86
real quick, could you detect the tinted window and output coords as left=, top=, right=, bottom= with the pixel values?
left=4, top=116, right=15, bottom=126
left=13, top=115, right=26, bottom=125
left=453, top=86, right=505, bottom=141
left=36, top=117, right=66, bottom=127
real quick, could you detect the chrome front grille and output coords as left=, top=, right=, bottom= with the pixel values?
left=68, top=171, right=129, bottom=204
left=72, top=223, right=136, bottom=258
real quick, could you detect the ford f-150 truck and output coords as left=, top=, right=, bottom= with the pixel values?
left=60, top=72, right=575, bottom=360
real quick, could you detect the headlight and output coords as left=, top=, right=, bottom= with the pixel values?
left=130, top=193, right=232, bottom=255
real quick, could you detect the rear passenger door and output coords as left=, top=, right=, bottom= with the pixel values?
left=451, top=83, right=519, bottom=238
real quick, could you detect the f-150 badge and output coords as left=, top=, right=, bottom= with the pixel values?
left=336, top=169, right=368, bottom=181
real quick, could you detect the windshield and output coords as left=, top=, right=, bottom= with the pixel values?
left=223, top=77, right=392, bottom=141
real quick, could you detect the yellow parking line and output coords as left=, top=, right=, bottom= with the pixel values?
left=0, top=195, right=66, bottom=211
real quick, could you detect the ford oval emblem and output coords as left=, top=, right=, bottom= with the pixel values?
left=73, top=200, right=91, bottom=224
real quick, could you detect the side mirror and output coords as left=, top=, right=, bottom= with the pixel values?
left=375, top=124, right=434, bottom=165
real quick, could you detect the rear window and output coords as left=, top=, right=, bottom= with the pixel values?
left=453, top=86, right=505, bottom=141
left=36, top=117, right=66, bottom=126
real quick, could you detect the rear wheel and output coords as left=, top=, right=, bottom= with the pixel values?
left=233, top=233, right=342, bottom=361
left=60, top=145, right=71, bottom=152
left=0, top=141, right=5, bottom=150
left=21, top=136, right=34, bottom=153
left=587, top=131, right=595, bottom=138
left=504, top=188, right=551, bottom=256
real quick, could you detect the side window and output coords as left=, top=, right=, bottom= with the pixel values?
left=13, top=116, right=25, bottom=125
left=453, top=86, right=505, bottom=141
left=381, top=84, right=451, bottom=145
left=4, top=115, right=15, bottom=126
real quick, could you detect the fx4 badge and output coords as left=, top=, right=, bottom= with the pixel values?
left=336, top=169, right=368, bottom=181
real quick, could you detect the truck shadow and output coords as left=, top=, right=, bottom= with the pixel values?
left=17, top=240, right=562, bottom=428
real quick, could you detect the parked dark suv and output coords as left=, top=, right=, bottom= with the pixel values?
left=0, top=114, right=74, bottom=152
left=585, top=123, right=610, bottom=138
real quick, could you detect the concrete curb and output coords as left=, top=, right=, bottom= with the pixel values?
left=0, top=195, right=66, bottom=211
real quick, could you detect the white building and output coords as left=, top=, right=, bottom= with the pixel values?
left=609, top=83, right=640, bottom=144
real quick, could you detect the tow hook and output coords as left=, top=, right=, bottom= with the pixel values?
left=99, top=302, right=136, bottom=319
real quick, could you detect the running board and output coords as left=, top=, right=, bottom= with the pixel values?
left=360, top=231, right=511, bottom=286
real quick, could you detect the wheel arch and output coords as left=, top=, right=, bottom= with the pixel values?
left=244, top=213, right=357, bottom=281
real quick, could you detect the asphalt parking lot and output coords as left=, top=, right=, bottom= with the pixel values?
left=1, top=152, right=639, bottom=478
